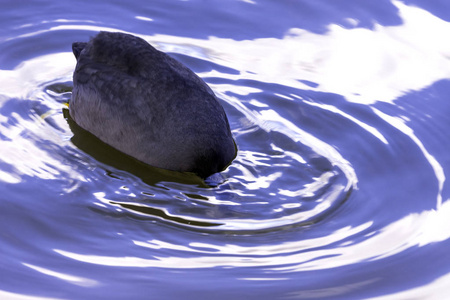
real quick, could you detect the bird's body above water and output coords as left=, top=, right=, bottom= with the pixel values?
left=70, top=31, right=236, bottom=178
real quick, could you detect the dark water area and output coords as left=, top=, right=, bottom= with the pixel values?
left=1, top=0, right=450, bottom=299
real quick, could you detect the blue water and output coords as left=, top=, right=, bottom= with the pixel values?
left=1, top=0, right=450, bottom=299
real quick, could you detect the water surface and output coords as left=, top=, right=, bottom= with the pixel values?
left=1, top=0, right=450, bottom=299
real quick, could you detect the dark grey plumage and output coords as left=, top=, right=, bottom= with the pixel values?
left=70, top=31, right=236, bottom=178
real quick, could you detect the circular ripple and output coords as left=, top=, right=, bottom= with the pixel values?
left=0, top=25, right=358, bottom=234
left=1, top=21, right=449, bottom=300
left=61, top=79, right=357, bottom=233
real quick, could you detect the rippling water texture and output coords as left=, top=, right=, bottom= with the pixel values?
left=1, top=1, right=450, bottom=299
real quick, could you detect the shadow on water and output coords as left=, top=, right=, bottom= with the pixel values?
left=109, top=201, right=223, bottom=227
left=63, top=107, right=226, bottom=227
left=64, top=108, right=208, bottom=188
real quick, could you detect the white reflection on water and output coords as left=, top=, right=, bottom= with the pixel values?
left=303, top=99, right=389, bottom=144
left=23, top=263, right=98, bottom=287
left=0, top=53, right=72, bottom=98
left=144, top=1, right=450, bottom=105
left=4, top=1, right=449, bottom=106
left=0, top=53, right=83, bottom=182
left=371, top=271, right=450, bottom=300
left=0, top=290, right=59, bottom=300
left=53, top=222, right=373, bottom=268
left=0, top=1, right=449, bottom=297
left=54, top=198, right=450, bottom=272
left=372, top=107, right=445, bottom=209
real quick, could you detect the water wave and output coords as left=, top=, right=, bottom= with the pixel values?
left=0, top=9, right=449, bottom=299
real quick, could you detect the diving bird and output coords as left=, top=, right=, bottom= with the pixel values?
left=70, top=31, right=236, bottom=178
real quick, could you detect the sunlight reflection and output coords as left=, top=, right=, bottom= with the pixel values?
left=1, top=3, right=448, bottom=297
left=142, top=1, right=450, bottom=105
left=23, top=263, right=98, bottom=287
left=55, top=200, right=450, bottom=272
left=0, top=53, right=73, bottom=98
left=372, top=107, right=445, bottom=209
left=0, top=290, right=59, bottom=300
left=303, top=99, right=389, bottom=145
left=0, top=52, right=84, bottom=183
left=4, top=1, right=449, bottom=107
left=370, top=269, right=450, bottom=300
left=54, top=222, right=374, bottom=269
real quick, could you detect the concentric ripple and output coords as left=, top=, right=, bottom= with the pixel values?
left=60, top=73, right=356, bottom=233
left=0, top=23, right=358, bottom=234
left=1, top=10, right=450, bottom=299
